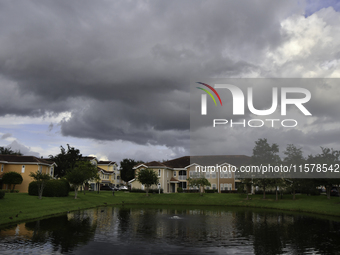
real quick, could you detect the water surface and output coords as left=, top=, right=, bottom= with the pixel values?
left=1, top=205, right=340, bottom=255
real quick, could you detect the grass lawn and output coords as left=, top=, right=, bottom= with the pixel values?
left=1, top=191, right=340, bottom=226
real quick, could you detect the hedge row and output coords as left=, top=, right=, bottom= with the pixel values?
left=220, top=190, right=238, bottom=193
left=0, top=190, right=5, bottom=199
left=29, top=179, right=70, bottom=197
left=253, top=189, right=320, bottom=195
left=130, top=188, right=164, bottom=193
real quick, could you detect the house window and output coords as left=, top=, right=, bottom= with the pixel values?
left=228, top=170, right=232, bottom=178
left=174, top=171, right=176, bottom=177
left=220, top=184, right=224, bottom=191
left=212, top=183, right=216, bottom=189
left=38, top=165, right=42, bottom=173
left=211, top=172, right=216, bottom=179
left=206, top=171, right=210, bottom=178
left=158, top=169, right=161, bottom=177
left=1, top=164, right=3, bottom=172
left=50, top=167, right=54, bottom=176
left=21, top=165, right=25, bottom=173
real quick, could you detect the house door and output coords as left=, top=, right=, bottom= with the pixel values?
left=171, top=183, right=175, bottom=193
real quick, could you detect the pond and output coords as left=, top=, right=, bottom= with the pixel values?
left=0, top=205, right=340, bottom=255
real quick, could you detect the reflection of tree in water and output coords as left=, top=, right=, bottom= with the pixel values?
left=234, top=210, right=340, bottom=255
left=25, top=212, right=96, bottom=253
left=252, top=213, right=285, bottom=255
left=135, top=208, right=159, bottom=239
left=117, top=207, right=131, bottom=233
left=287, top=216, right=340, bottom=255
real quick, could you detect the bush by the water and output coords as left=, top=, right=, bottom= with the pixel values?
left=29, top=179, right=70, bottom=197
left=0, top=190, right=5, bottom=199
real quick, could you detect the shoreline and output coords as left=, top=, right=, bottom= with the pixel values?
left=1, top=192, right=340, bottom=226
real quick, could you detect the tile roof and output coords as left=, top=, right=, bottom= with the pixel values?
left=134, top=161, right=167, bottom=168
left=145, top=161, right=167, bottom=167
left=170, top=177, right=179, bottom=182
left=97, top=167, right=113, bottom=174
left=0, top=155, right=55, bottom=165
left=163, top=155, right=251, bottom=168
left=98, top=161, right=116, bottom=165
left=135, top=155, right=251, bottom=170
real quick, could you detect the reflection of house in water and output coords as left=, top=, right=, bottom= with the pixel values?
left=0, top=223, right=33, bottom=239
left=130, top=155, right=251, bottom=193
left=0, top=212, right=97, bottom=254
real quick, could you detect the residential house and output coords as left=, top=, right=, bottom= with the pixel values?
left=0, top=155, right=56, bottom=193
left=97, top=160, right=120, bottom=187
left=129, top=155, right=251, bottom=193
left=82, top=156, right=120, bottom=190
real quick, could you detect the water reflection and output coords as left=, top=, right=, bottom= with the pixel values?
left=1, top=206, right=340, bottom=254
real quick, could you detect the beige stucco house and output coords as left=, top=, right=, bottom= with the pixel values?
left=82, top=156, right=120, bottom=190
left=129, top=155, right=251, bottom=193
left=0, top=155, right=56, bottom=193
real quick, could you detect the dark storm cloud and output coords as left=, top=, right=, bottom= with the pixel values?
left=0, top=0, right=304, bottom=147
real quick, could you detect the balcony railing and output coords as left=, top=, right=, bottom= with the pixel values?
left=178, top=175, right=187, bottom=180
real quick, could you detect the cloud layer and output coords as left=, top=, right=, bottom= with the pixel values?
left=0, top=1, right=340, bottom=160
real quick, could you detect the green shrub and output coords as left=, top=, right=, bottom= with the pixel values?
left=221, top=190, right=238, bottom=193
left=2, top=171, right=23, bottom=191
left=309, top=189, right=321, bottom=196
left=0, top=190, right=5, bottom=199
left=29, top=179, right=70, bottom=197
left=130, top=188, right=163, bottom=193
left=1, top=189, right=19, bottom=193
left=205, top=189, right=218, bottom=193
left=177, top=187, right=183, bottom=193
left=237, top=185, right=245, bottom=193
left=183, top=189, right=199, bottom=193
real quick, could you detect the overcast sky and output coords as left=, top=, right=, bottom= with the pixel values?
left=1, top=0, right=340, bottom=164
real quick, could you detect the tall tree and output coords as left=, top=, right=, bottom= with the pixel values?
left=136, top=168, right=159, bottom=196
left=120, top=158, right=144, bottom=183
left=0, top=146, right=22, bottom=155
left=241, top=178, right=253, bottom=200
left=252, top=138, right=280, bottom=199
left=49, top=144, right=82, bottom=177
left=187, top=177, right=211, bottom=196
left=307, top=147, right=340, bottom=199
left=2, top=172, right=23, bottom=192
left=65, top=161, right=98, bottom=199
left=283, top=144, right=305, bottom=200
